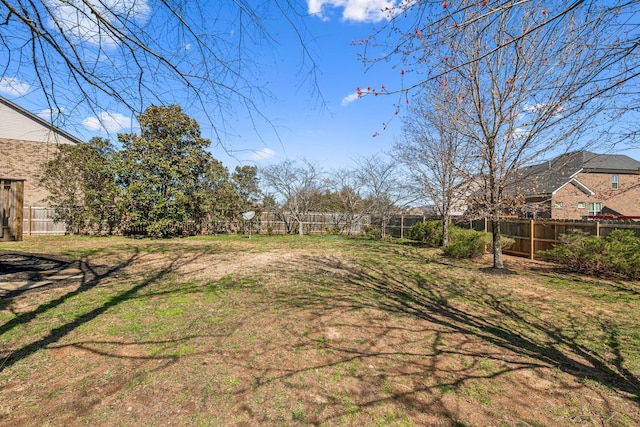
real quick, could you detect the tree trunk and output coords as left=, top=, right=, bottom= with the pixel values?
left=441, top=216, right=449, bottom=246
left=492, top=216, right=504, bottom=269
left=298, top=219, right=304, bottom=236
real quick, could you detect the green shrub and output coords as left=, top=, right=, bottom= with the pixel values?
left=541, top=229, right=640, bottom=279
left=443, top=228, right=490, bottom=259
left=407, top=220, right=443, bottom=247
left=605, top=230, right=640, bottom=278
left=362, top=225, right=382, bottom=240
left=326, top=225, right=342, bottom=235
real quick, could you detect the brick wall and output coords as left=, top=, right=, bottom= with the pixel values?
left=0, top=138, right=62, bottom=207
left=552, top=172, right=640, bottom=219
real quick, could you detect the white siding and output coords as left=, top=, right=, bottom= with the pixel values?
left=0, top=102, right=77, bottom=145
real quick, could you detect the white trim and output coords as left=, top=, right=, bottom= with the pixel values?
left=552, top=175, right=594, bottom=196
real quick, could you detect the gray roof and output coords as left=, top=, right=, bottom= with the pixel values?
left=513, top=150, right=640, bottom=196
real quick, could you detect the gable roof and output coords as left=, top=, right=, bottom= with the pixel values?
left=513, top=150, right=640, bottom=196
left=0, top=96, right=83, bottom=145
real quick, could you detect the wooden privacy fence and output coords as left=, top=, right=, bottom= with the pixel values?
left=469, top=218, right=640, bottom=260
left=20, top=209, right=374, bottom=237
left=254, top=212, right=372, bottom=235
left=19, top=208, right=640, bottom=261
left=22, top=206, right=67, bottom=235
left=384, top=215, right=431, bottom=239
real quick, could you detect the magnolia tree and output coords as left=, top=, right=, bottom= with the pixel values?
left=116, top=105, right=216, bottom=237
left=363, top=1, right=638, bottom=268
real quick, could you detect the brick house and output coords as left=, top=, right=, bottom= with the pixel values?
left=513, top=150, right=640, bottom=220
left=0, top=96, right=82, bottom=207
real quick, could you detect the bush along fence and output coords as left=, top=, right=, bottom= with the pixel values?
left=21, top=208, right=377, bottom=237
left=461, top=218, right=640, bottom=261
left=21, top=207, right=640, bottom=256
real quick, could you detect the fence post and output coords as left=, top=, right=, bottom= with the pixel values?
left=28, top=206, right=32, bottom=236
left=530, top=219, right=535, bottom=260
left=400, top=215, right=405, bottom=239
left=596, top=221, right=600, bottom=237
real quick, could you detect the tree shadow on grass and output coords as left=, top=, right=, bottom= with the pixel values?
left=275, top=253, right=640, bottom=406
left=0, top=249, right=208, bottom=373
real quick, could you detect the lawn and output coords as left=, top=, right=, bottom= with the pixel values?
left=0, top=234, right=639, bottom=426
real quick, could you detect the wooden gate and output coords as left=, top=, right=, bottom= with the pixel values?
left=0, top=178, right=25, bottom=241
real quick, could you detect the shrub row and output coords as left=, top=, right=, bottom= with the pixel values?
left=541, top=229, right=640, bottom=279
left=407, top=221, right=490, bottom=259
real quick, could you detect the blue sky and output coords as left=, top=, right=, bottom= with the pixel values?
left=0, top=0, right=409, bottom=172
left=2, top=0, right=638, bottom=171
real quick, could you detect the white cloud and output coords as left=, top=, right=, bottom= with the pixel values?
left=523, top=102, right=565, bottom=118
left=83, top=111, right=132, bottom=132
left=45, top=0, right=150, bottom=47
left=250, top=148, right=276, bottom=160
left=0, top=77, right=31, bottom=96
left=341, top=92, right=360, bottom=106
left=511, top=127, right=529, bottom=139
left=307, top=0, right=397, bottom=23
left=523, top=103, right=545, bottom=113
left=38, top=108, right=65, bottom=121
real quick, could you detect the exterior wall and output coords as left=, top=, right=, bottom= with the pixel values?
left=550, top=172, right=640, bottom=219
left=1, top=98, right=80, bottom=208
left=522, top=195, right=552, bottom=219
left=0, top=138, right=64, bottom=206
left=0, top=101, right=78, bottom=145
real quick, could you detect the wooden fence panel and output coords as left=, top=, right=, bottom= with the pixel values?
left=385, top=215, right=426, bottom=239
left=459, top=218, right=639, bottom=260
left=500, top=220, right=531, bottom=258
left=253, top=212, right=371, bottom=236
left=23, top=207, right=67, bottom=235
left=499, top=219, right=640, bottom=260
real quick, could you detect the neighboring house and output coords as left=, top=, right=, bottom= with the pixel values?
left=0, top=96, right=82, bottom=207
left=512, top=150, right=640, bottom=220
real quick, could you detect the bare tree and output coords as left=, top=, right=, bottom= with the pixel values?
left=396, top=88, right=475, bottom=246
left=0, top=1, right=317, bottom=142
left=328, top=167, right=368, bottom=236
left=260, top=159, right=324, bottom=236
left=361, top=1, right=639, bottom=103
left=361, top=0, right=635, bottom=268
left=356, top=154, right=409, bottom=239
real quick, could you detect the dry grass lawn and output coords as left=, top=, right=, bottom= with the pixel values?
left=0, top=234, right=639, bottom=426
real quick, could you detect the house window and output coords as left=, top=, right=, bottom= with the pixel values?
left=589, top=202, right=602, bottom=216
left=612, top=175, right=619, bottom=190
left=554, top=201, right=563, bottom=209
left=578, top=202, right=585, bottom=209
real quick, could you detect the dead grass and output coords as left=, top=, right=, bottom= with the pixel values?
left=0, top=234, right=639, bottom=426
